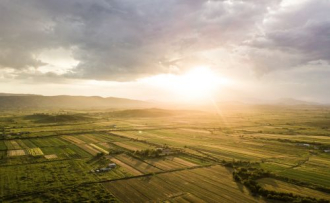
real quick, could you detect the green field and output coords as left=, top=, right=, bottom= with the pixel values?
left=0, top=106, right=330, bottom=202
left=258, top=178, right=330, bottom=200
left=103, top=166, right=260, bottom=203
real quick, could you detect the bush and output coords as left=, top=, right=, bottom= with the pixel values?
left=134, top=149, right=161, bottom=158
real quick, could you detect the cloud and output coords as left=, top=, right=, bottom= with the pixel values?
left=244, top=0, right=330, bottom=75
left=0, top=0, right=329, bottom=82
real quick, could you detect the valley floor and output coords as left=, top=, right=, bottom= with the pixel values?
left=0, top=106, right=330, bottom=202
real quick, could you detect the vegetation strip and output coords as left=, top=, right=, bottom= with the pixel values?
left=229, top=160, right=330, bottom=203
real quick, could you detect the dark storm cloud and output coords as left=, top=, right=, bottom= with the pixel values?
left=0, top=0, right=329, bottom=80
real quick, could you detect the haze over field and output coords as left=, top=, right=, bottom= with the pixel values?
left=1, top=1, right=330, bottom=202
left=1, top=0, right=329, bottom=103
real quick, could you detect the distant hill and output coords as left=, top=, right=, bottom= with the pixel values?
left=275, top=98, right=319, bottom=106
left=110, top=108, right=176, bottom=117
left=109, top=108, right=204, bottom=118
left=24, top=114, right=91, bottom=123
left=0, top=95, right=151, bottom=109
left=0, top=93, right=39, bottom=96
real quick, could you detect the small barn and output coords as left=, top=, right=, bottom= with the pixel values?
left=108, top=163, right=116, bottom=168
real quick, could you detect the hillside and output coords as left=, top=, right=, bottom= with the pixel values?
left=108, top=108, right=201, bottom=118
left=0, top=95, right=151, bottom=109
left=275, top=98, right=320, bottom=106
left=24, top=114, right=91, bottom=123
left=0, top=93, right=39, bottom=96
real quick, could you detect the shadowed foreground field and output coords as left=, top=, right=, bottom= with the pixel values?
left=0, top=106, right=330, bottom=202
left=103, top=165, right=259, bottom=203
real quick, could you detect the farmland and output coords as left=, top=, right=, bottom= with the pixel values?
left=0, top=106, right=330, bottom=202
left=258, top=178, right=330, bottom=200
left=103, top=166, right=259, bottom=203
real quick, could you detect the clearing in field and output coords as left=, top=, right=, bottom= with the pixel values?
left=7, top=150, right=26, bottom=157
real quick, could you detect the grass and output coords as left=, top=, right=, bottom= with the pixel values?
left=90, top=143, right=109, bottom=154
left=5, top=184, right=118, bottom=203
left=145, top=156, right=197, bottom=170
left=112, top=141, right=155, bottom=151
left=40, top=145, right=92, bottom=159
left=111, top=154, right=160, bottom=174
left=258, top=178, right=330, bottom=200
left=7, top=150, right=26, bottom=157
left=279, top=167, right=330, bottom=188
left=103, top=165, right=260, bottom=203
left=1, top=106, right=330, bottom=202
left=27, top=148, right=44, bottom=156
left=29, top=137, right=69, bottom=147
left=0, top=160, right=96, bottom=198
left=0, top=141, right=7, bottom=150
left=88, top=156, right=130, bottom=181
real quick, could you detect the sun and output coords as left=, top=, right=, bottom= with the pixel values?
left=175, top=67, right=222, bottom=99
left=141, top=66, right=231, bottom=101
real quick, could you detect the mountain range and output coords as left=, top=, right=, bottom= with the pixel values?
left=0, top=93, right=325, bottom=110
left=0, top=94, right=151, bottom=109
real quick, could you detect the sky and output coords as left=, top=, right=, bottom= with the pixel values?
left=0, top=0, right=330, bottom=103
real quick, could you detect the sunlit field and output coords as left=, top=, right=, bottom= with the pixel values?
left=0, top=105, right=330, bottom=202
left=1, top=0, right=330, bottom=202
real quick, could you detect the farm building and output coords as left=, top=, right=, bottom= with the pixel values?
left=93, top=163, right=116, bottom=173
left=108, top=163, right=116, bottom=168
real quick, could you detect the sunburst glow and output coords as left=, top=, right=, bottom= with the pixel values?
left=141, top=66, right=232, bottom=101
